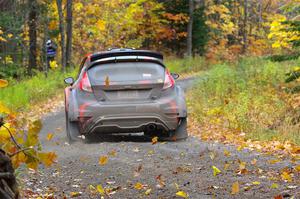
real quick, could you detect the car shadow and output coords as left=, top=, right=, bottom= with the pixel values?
left=84, top=133, right=153, bottom=143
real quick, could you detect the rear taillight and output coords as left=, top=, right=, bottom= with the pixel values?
left=79, top=72, right=92, bottom=92
left=163, top=69, right=175, bottom=90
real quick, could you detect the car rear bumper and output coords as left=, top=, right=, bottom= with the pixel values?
left=69, top=86, right=187, bottom=135
left=84, top=115, right=173, bottom=134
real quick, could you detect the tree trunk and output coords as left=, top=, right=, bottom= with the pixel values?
left=187, top=0, right=194, bottom=57
left=28, top=0, right=38, bottom=75
left=56, top=0, right=66, bottom=70
left=66, top=0, right=73, bottom=67
left=0, top=150, right=19, bottom=199
left=242, top=0, right=248, bottom=53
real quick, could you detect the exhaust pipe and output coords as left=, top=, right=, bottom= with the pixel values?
left=146, top=123, right=157, bottom=132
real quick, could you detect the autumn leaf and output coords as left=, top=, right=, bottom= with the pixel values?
left=70, top=192, right=81, bottom=197
left=134, top=182, right=144, bottom=190
left=251, top=158, right=257, bottom=165
left=47, top=133, right=54, bottom=141
left=156, top=174, right=166, bottom=188
left=152, top=136, right=158, bottom=145
left=105, top=76, right=110, bottom=87
left=239, top=161, right=246, bottom=170
left=231, top=181, right=239, bottom=195
left=223, top=149, right=231, bottom=157
left=281, top=171, right=292, bottom=182
left=268, top=159, right=281, bottom=164
left=176, top=191, right=188, bottom=198
left=271, top=183, right=279, bottom=189
left=252, top=181, right=260, bottom=185
left=96, top=20, right=106, bottom=31
left=109, top=150, right=117, bottom=157
left=0, top=79, right=8, bottom=88
left=274, top=195, right=283, bottom=199
left=38, top=152, right=57, bottom=167
left=295, top=165, right=300, bottom=172
left=145, top=188, right=151, bottom=195
left=96, top=184, right=105, bottom=196
left=99, top=156, right=108, bottom=165
left=212, top=166, right=221, bottom=176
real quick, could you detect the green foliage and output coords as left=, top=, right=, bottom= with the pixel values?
left=0, top=64, right=27, bottom=79
left=268, top=53, right=300, bottom=62
left=189, top=58, right=300, bottom=144
left=166, top=56, right=206, bottom=74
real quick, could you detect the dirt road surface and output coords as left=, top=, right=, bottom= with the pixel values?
left=23, top=78, right=300, bottom=198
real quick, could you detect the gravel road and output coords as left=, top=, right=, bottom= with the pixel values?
left=23, top=78, right=300, bottom=199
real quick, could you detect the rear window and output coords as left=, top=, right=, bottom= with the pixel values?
left=88, top=62, right=165, bottom=83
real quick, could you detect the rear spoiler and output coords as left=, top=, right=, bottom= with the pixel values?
left=88, top=56, right=165, bottom=69
left=90, top=50, right=163, bottom=62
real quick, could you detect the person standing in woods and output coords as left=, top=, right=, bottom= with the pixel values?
left=45, top=39, right=57, bottom=68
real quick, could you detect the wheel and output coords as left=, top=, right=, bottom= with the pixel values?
left=162, top=118, right=188, bottom=141
left=65, top=111, right=81, bottom=143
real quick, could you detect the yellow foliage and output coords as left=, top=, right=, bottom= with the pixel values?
left=268, top=15, right=300, bottom=49
left=49, top=60, right=58, bottom=69
left=96, top=20, right=106, bottom=31
left=4, top=56, right=13, bottom=64
left=0, top=79, right=8, bottom=88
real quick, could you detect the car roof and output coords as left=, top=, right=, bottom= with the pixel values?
left=90, top=49, right=163, bottom=62
left=87, top=49, right=165, bottom=69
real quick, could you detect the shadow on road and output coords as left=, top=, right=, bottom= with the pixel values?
left=84, top=133, right=153, bottom=143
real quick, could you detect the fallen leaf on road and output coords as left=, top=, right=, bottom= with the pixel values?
left=176, top=191, right=188, bottom=198
left=134, top=182, right=144, bottom=190
left=271, top=183, right=279, bottom=189
left=231, top=181, right=239, bottom=195
left=47, top=133, right=54, bottom=141
left=281, top=171, right=292, bottom=182
left=174, top=183, right=180, bottom=190
left=152, top=136, right=158, bottom=144
left=212, top=166, right=221, bottom=176
left=295, top=165, right=300, bottom=172
left=287, top=185, right=297, bottom=189
left=274, top=195, right=283, bottom=199
left=251, top=158, right=257, bottom=165
left=99, top=156, right=108, bottom=165
left=209, top=152, right=216, bottom=160
left=109, top=150, right=117, bottom=157
left=224, top=149, right=231, bottom=157
left=173, top=166, right=192, bottom=174
left=252, top=181, right=260, bottom=185
left=70, top=192, right=81, bottom=197
left=134, top=164, right=143, bottom=177
left=96, top=184, right=105, bottom=196
left=156, top=174, right=166, bottom=188
left=145, top=188, right=151, bottom=195
left=268, top=159, right=281, bottom=164
left=224, top=163, right=230, bottom=170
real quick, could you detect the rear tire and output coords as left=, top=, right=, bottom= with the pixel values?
left=163, top=118, right=188, bottom=141
left=65, top=111, right=81, bottom=143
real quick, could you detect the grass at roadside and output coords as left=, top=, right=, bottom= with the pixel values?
left=0, top=69, right=77, bottom=111
left=166, top=56, right=206, bottom=74
left=188, top=57, right=300, bottom=145
left=0, top=57, right=206, bottom=112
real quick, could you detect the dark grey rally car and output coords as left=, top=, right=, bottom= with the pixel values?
left=64, top=49, right=187, bottom=142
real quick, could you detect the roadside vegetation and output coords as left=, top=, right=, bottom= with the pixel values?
left=188, top=57, right=300, bottom=147
left=0, top=69, right=77, bottom=111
